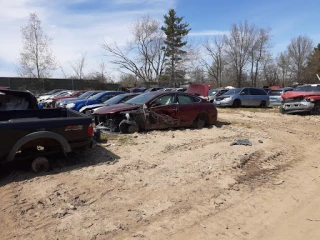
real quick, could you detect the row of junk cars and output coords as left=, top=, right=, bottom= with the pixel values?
left=37, top=83, right=320, bottom=134
left=38, top=83, right=320, bottom=118
left=0, top=83, right=319, bottom=172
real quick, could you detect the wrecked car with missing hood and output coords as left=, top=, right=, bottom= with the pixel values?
left=280, top=84, right=320, bottom=114
left=93, top=91, right=218, bottom=133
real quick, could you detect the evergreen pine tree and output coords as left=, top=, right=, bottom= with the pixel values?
left=161, top=9, right=191, bottom=87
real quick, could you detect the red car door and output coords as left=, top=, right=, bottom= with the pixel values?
left=147, top=93, right=179, bottom=130
left=175, top=94, right=202, bottom=126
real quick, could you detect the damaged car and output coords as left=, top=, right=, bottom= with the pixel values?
left=280, top=84, right=320, bottom=114
left=93, top=91, right=218, bottom=134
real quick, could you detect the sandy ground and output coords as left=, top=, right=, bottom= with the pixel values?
left=1, top=107, right=320, bottom=240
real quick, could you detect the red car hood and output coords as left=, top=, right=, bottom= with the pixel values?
left=94, top=103, right=140, bottom=114
left=282, top=91, right=320, bottom=100
left=186, top=84, right=210, bottom=97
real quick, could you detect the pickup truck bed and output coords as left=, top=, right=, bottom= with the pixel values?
left=0, top=108, right=93, bottom=163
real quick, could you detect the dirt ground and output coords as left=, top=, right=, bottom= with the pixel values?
left=1, top=107, right=320, bottom=240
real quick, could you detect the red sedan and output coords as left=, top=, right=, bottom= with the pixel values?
left=93, top=91, right=218, bottom=133
left=44, top=90, right=88, bottom=108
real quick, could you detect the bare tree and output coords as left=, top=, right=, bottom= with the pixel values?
left=261, top=55, right=279, bottom=86
left=70, top=52, right=87, bottom=80
left=202, top=35, right=227, bottom=87
left=87, top=60, right=113, bottom=82
left=59, top=64, right=68, bottom=78
left=287, top=35, right=313, bottom=82
left=277, top=51, right=292, bottom=86
left=225, top=21, right=257, bottom=87
left=249, top=28, right=272, bottom=87
left=102, top=15, right=166, bottom=86
left=18, top=13, right=56, bottom=78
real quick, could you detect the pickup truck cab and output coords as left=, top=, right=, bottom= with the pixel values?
left=0, top=89, right=94, bottom=172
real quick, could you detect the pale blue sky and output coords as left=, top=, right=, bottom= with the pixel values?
left=0, top=0, right=319, bottom=78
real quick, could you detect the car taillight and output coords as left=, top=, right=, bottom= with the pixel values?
left=87, top=123, right=94, bottom=137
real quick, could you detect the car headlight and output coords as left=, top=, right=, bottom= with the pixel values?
left=222, top=97, right=231, bottom=101
left=66, top=103, right=75, bottom=109
left=305, top=98, right=314, bottom=102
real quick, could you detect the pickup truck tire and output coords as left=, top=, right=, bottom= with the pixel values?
left=32, top=157, right=50, bottom=173
left=280, top=105, right=285, bottom=114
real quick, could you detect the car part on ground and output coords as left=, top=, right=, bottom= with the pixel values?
left=93, top=91, right=217, bottom=134
left=214, top=87, right=269, bottom=107
left=280, top=84, right=320, bottom=114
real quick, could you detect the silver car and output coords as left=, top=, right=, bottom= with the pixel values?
left=268, top=88, right=293, bottom=106
left=214, top=87, right=269, bottom=107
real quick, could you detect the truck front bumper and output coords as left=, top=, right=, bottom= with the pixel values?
left=281, top=100, right=314, bottom=114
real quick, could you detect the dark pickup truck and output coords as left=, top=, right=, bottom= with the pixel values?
left=0, top=89, right=94, bottom=172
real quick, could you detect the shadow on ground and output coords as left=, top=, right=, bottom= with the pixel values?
left=0, top=145, right=120, bottom=187
left=213, top=120, right=232, bottom=128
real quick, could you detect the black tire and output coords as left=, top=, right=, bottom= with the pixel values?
left=31, top=157, right=50, bottom=173
left=259, top=100, right=267, bottom=108
left=194, top=114, right=208, bottom=129
left=312, top=102, right=320, bottom=115
left=232, top=99, right=241, bottom=108
left=280, top=105, right=285, bottom=114
left=128, top=125, right=139, bottom=134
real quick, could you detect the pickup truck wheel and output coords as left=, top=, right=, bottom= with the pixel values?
left=32, top=157, right=50, bottom=173
left=280, top=105, right=285, bottom=114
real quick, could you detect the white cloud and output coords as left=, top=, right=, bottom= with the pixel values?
left=0, top=0, right=176, bottom=79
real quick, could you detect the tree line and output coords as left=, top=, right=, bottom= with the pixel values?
left=17, top=11, right=320, bottom=88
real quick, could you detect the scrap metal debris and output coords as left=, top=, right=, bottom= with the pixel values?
left=230, top=139, right=252, bottom=146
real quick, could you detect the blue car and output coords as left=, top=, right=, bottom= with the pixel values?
left=65, top=91, right=126, bottom=111
left=55, top=90, right=102, bottom=108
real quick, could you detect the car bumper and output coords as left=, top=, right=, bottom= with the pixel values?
left=281, top=101, right=314, bottom=113
left=213, top=99, right=233, bottom=107
left=269, top=101, right=281, bottom=106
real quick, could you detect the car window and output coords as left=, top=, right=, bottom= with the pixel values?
left=250, top=88, right=267, bottom=95
left=269, top=90, right=282, bottom=96
left=293, top=85, right=320, bottom=92
left=224, top=88, right=241, bottom=95
left=177, top=94, right=200, bottom=104
left=152, top=94, right=176, bottom=106
left=240, top=88, right=249, bottom=95
left=100, top=94, right=117, bottom=102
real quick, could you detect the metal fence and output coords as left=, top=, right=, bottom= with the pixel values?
left=0, top=77, right=120, bottom=93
